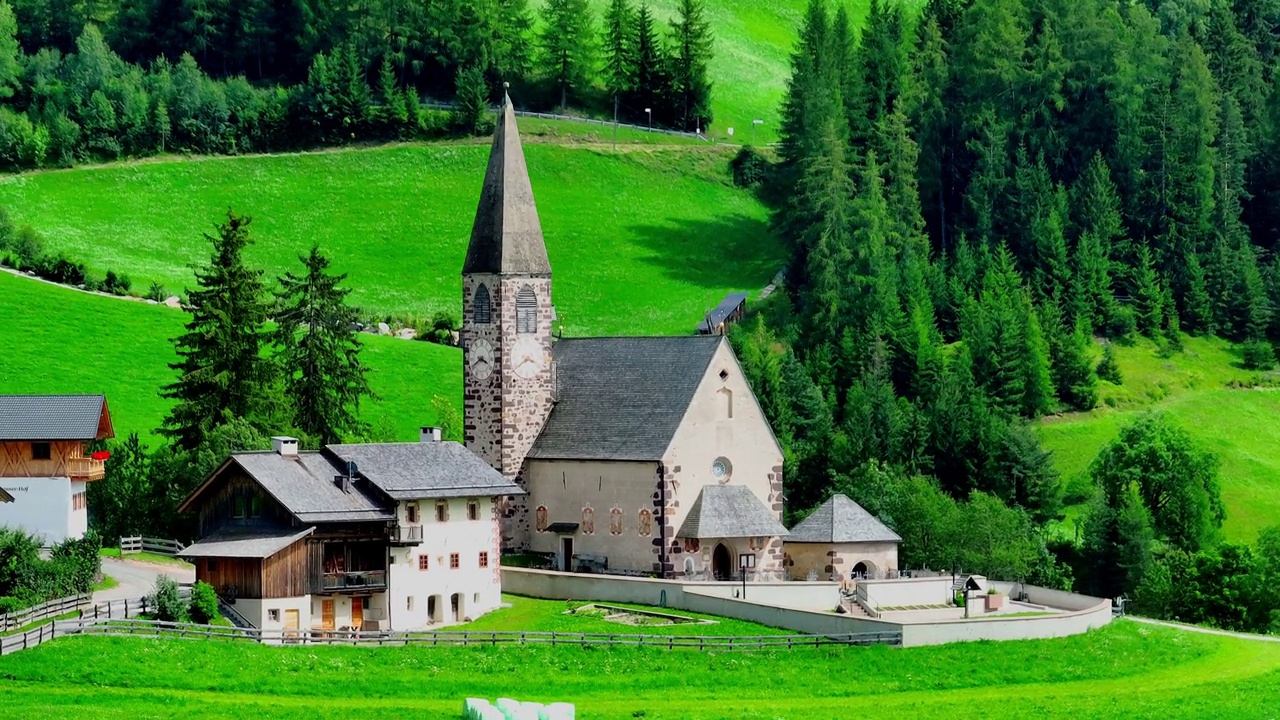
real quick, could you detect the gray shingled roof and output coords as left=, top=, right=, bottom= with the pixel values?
left=230, top=452, right=393, bottom=523
left=0, top=487, right=12, bottom=503
left=527, top=336, right=724, bottom=461
left=676, top=485, right=788, bottom=539
left=0, top=395, right=111, bottom=441
left=179, top=526, right=314, bottom=559
left=787, top=494, right=902, bottom=543
left=462, top=94, right=551, bottom=275
left=326, top=442, right=523, bottom=500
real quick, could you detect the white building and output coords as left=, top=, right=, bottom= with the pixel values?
left=177, top=433, right=522, bottom=633
left=0, top=395, right=114, bottom=544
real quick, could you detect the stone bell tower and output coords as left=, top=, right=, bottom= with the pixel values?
left=460, top=93, right=554, bottom=548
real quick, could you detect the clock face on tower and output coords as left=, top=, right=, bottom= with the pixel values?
left=510, top=335, right=544, bottom=380
left=468, top=338, right=494, bottom=380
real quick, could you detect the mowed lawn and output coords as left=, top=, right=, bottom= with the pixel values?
left=0, top=270, right=460, bottom=443
left=0, top=621, right=1278, bottom=718
left=0, top=143, right=783, bottom=337
left=1038, top=335, right=1280, bottom=543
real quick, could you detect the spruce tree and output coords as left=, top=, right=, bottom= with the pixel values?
left=667, top=0, right=714, bottom=131
left=632, top=4, right=668, bottom=126
left=1132, top=245, right=1164, bottom=335
left=160, top=211, right=273, bottom=451
left=539, top=0, right=595, bottom=108
left=799, top=115, right=855, bottom=349
left=273, top=246, right=373, bottom=444
left=1019, top=293, right=1055, bottom=418
left=602, top=0, right=637, bottom=98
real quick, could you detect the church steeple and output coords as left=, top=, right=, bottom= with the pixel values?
left=462, top=93, right=552, bottom=275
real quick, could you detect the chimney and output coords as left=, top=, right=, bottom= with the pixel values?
left=420, top=426, right=442, bottom=443
left=272, top=436, right=299, bottom=457
left=334, top=475, right=351, bottom=493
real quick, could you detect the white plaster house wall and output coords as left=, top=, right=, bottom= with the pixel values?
left=785, top=541, right=900, bottom=581
left=236, top=596, right=311, bottom=631
left=0, top=476, right=77, bottom=544
left=388, top=496, right=503, bottom=628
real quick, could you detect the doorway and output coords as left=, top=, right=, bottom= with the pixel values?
left=320, top=599, right=335, bottom=630
left=561, top=536, right=574, bottom=572
left=451, top=593, right=462, bottom=622
left=352, top=597, right=365, bottom=631
left=853, top=561, right=869, bottom=579
left=712, top=543, right=732, bottom=581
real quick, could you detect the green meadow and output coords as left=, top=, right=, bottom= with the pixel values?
left=1038, top=335, right=1280, bottom=543
left=0, top=270, right=459, bottom=443
left=0, top=143, right=783, bottom=338
left=0, top=621, right=1276, bottom=718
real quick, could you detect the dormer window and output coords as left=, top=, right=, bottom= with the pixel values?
left=516, top=285, right=537, bottom=334
left=31, top=442, right=50, bottom=460
left=474, top=284, right=492, bottom=325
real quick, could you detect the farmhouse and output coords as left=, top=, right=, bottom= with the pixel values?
left=0, top=394, right=114, bottom=543
left=460, top=97, right=788, bottom=580
left=177, top=434, right=521, bottom=633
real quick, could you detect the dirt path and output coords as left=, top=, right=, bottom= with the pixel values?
left=1127, top=615, right=1280, bottom=642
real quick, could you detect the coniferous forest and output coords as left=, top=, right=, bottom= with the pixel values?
left=0, top=0, right=714, bottom=171
left=730, top=0, right=1280, bottom=631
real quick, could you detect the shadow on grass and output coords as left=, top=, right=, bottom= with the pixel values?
left=625, top=213, right=784, bottom=294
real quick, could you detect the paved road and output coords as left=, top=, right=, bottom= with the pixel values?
left=96, top=557, right=195, bottom=602
left=1127, top=615, right=1280, bottom=642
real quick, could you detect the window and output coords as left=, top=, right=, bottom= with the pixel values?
left=479, top=551, right=489, bottom=568
left=711, top=457, right=732, bottom=483
left=233, top=496, right=246, bottom=518
left=406, top=503, right=419, bottom=524
left=718, top=388, right=733, bottom=419
left=268, top=609, right=280, bottom=622
left=71, top=492, right=86, bottom=510
left=474, top=593, right=481, bottom=605
left=467, top=500, right=480, bottom=521
left=31, top=442, right=50, bottom=460
left=436, top=501, right=448, bottom=522
left=516, top=285, right=537, bottom=334
left=207, top=559, right=219, bottom=572
left=449, top=553, right=460, bottom=569
left=407, top=596, right=414, bottom=612
left=418, top=555, right=429, bottom=571
left=473, top=284, right=492, bottom=325
left=249, top=496, right=262, bottom=518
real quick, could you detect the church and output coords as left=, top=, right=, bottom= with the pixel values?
left=461, top=96, right=789, bottom=581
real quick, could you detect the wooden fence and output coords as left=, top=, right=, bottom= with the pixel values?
left=0, top=593, right=163, bottom=656
left=0, top=594, right=91, bottom=633
left=1, top=615, right=901, bottom=656
left=119, top=536, right=185, bottom=556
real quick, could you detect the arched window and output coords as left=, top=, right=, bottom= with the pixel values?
left=516, top=285, right=537, bottom=334
left=473, top=284, right=491, bottom=325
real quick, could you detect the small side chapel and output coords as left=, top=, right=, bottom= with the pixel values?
left=460, top=96, right=788, bottom=580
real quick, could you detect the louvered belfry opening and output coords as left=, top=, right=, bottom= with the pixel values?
left=474, top=284, right=492, bottom=324
left=516, top=285, right=537, bottom=333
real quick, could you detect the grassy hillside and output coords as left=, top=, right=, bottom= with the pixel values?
left=0, top=270, right=459, bottom=443
left=1038, top=335, right=1280, bottom=543
left=0, top=621, right=1277, bottom=718
left=0, top=143, right=784, bottom=337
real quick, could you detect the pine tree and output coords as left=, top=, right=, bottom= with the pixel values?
left=377, top=57, right=408, bottom=137
left=847, top=0, right=906, bottom=153
left=799, top=114, right=854, bottom=349
left=1019, top=293, right=1055, bottom=418
left=539, top=0, right=595, bottom=109
left=273, top=246, right=373, bottom=444
left=667, top=0, right=713, bottom=131
left=160, top=211, right=273, bottom=451
left=602, top=0, right=636, bottom=97
left=1133, top=245, right=1164, bottom=335
left=632, top=4, right=668, bottom=126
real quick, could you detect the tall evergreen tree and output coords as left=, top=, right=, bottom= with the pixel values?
left=602, top=0, right=636, bottom=97
left=273, top=246, right=373, bottom=444
left=539, top=0, right=595, bottom=108
left=667, top=0, right=713, bottom=131
left=160, top=211, right=273, bottom=451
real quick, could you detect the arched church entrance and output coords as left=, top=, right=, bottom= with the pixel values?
left=712, top=543, right=733, bottom=581
left=853, top=561, right=876, bottom=579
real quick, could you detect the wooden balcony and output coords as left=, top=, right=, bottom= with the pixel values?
left=321, top=570, right=387, bottom=592
left=66, top=456, right=105, bottom=481
left=389, top=524, right=423, bottom=545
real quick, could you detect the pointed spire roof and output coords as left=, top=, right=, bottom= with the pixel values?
left=787, top=494, right=902, bottom=543
left=463, top=93, right=551, bottom=275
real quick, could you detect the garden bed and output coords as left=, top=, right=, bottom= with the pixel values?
left=566, top=603, right=715, bottom=627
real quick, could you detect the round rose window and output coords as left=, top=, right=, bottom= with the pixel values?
left=711, top=457, right=731, bottom=482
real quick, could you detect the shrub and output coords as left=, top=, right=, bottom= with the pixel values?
left=1104, top=305, right=1137, bottom=339
left=146, top=281, right=167, bottom=302
left=0, top=206, right=13, bottom=251
left=11, top=225, right=43, bottom=267
left=1241, top=339, right=1276, bottom=370
left=188, top=580, right=219, bottom=624
left=0, top=596, right=23, bottom=614
left=730, top=146, right=769, bottom=188
left=148, top=576, right=186, bottom=622
left=50, top=530, right=102, bottom=594
left=102, top=270, right=132, bottom=295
